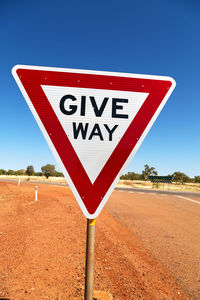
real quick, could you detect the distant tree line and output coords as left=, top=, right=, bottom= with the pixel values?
left=1, top=163, right=200, bottom=184
left=120, top=164, right=157, bottom=181
left=0, top=164, right=64, bottom=178
left=120, top=164, right=200, bottom=184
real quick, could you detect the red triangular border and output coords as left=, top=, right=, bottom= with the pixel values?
left=14, top=67, right=174, bottom=215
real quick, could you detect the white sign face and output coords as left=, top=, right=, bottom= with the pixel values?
left=41, top=85, right=149, bottom=183
left=12, top=65, right=176, bottom=218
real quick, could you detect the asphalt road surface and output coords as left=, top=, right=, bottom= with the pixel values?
left=106, top=189, right=200, bottom=299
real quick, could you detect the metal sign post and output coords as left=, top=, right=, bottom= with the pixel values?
left=84, top=219, right=95, bottom=300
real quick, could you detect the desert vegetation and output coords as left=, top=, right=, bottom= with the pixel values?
left=120, top=164, right=200, bottom=184
left=0, top=164, right=64, bottom=178
left=0, top=164, right=200, bottom=192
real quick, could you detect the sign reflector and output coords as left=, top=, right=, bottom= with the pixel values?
left=12, top=65, right=176, bottom=218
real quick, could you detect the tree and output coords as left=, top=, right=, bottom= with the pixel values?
left=35, top=172, right=43, bottom=177
left=194, top=176, right=200, bottom=183
left=7, top=169, right=14, bottom=175
left=172, top=172, right=190, bottom=184
left=26, top=165, right=35, bottom=176
left=14, top=170, right=25, bottom=175
left=0, top=169, right=6, bottom=175
left=54, top=171, right=64, bottom=177
left=142, top=164, right=157, bottom=180
left=41, top=164, right=56, bottom=178
left=120, top=172, right=143, bottom=180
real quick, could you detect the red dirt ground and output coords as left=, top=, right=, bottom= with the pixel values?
left=0, top=182, right=188, bottom=299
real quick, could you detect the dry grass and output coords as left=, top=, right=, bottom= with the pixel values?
left=0, top=175, right=66, bottom=184
left=0, top=194, right=9, bottom=201
left=1, top=175, right=200, bottom=193
left=118, top=180, right=200, bottom=193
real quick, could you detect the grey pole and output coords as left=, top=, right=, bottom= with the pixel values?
left=84, top=219, right=95, bottom=300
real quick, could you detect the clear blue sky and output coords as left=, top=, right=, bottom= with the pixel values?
left=1, top=0, right=200, bottom=177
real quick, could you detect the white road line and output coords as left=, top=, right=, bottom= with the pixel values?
left=175, top=195, right=200, bottom=205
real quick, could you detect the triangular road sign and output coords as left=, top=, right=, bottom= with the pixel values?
left=12, top=65, right=176, bottom=218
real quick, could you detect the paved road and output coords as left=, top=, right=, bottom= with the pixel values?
left=116, top=186, right=200, bottom=197
left=106, top=189, right=200, bottom=299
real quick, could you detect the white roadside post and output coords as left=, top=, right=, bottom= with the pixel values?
left=35, top=186, right=38, bottom=202
left=18, top=178, right=20, bottom=186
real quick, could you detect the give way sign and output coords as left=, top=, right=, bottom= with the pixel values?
left=12, top=65, right=176, bottom=219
